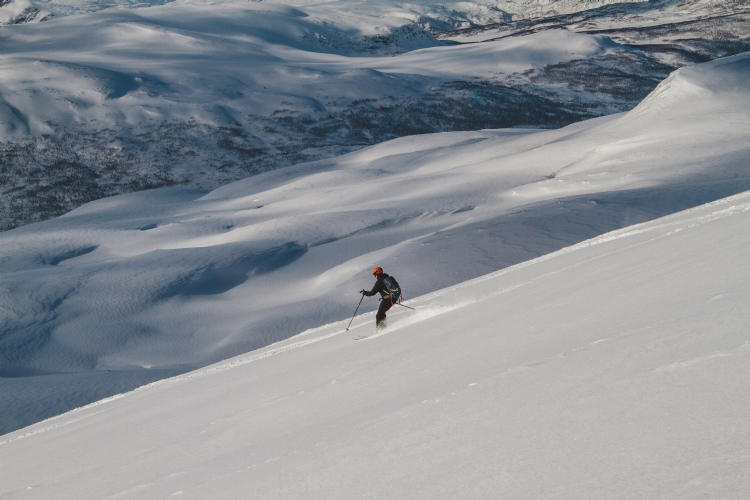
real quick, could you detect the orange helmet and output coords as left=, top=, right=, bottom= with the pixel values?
left=371, top=266, right=383, bottom=276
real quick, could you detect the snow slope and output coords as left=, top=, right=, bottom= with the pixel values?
left=3, top=167, right=750, bottom=499
left=1, top=52, right=749, bottom=434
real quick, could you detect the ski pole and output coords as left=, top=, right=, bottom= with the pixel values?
left=396, top=303, right=415, bottom=311
left=346, top=294, right=365, bottom=331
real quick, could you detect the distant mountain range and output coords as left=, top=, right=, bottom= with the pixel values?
left=0, top=0, right=651, bottom=27
left=0, top=0, right=747, bottom=231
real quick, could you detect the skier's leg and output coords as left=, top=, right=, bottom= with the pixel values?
left=376, top=299, right=392, bottom=328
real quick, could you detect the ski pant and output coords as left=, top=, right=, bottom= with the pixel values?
left=376, top=298, right=392, bottom=327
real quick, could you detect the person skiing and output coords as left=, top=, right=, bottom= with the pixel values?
left=360, top=266, right=401, bottom=331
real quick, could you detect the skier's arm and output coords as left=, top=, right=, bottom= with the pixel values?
left=362, top=281, right=384, bottom=296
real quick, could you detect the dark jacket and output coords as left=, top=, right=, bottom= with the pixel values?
left=363, top=274, right=390, bottom=299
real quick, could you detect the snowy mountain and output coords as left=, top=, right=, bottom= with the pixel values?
left=0, top=0, right=51, bottom=25
left=0, top=0, right=747, bottom=230
left=3, top=143, right=750, bottom=499
left=2, top=51, right=749, bottom=434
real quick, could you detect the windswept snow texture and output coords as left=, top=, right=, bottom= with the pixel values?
left=1, top=0, right=748, bottom=230
left=4, top=167, right=750, bottom=499
left=1, top=53, right=750, bottom=434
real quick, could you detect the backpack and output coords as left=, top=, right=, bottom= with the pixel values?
left=383, top=275, right=402, bottom=305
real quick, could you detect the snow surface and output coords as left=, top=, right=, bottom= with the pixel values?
left=2, top=52, right=750, bottom=434
left=3, top=154, right=750, bottom=499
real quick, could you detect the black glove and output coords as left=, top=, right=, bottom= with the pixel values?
left=360, top=289, right=367, bottom=295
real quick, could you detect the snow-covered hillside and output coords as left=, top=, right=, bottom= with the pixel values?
left=4, top=162, right=750, bottom=499
left=2, top=52, right=749, bottom=434
left=1, top=0, right=747, bottom=230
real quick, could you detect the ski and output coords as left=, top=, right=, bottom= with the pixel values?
left=354, top=326, right=385, bottom=340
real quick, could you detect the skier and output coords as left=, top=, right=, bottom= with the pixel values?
left=360, top=267, right=401, bottom=331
